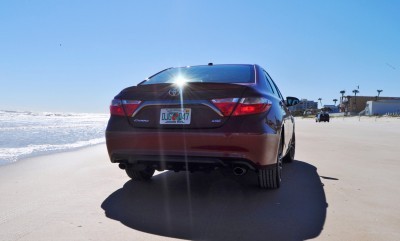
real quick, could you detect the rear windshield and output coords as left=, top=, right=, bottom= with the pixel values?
left=141, top=65, right=255, bottom=85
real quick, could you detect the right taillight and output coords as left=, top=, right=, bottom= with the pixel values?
left=233, top=97, right=272, bottom=116
left=110, top=99, right=141, bottom=116
left=211, top=98, right=240, bottom=116
left=212, top=97, right=272, bottom=116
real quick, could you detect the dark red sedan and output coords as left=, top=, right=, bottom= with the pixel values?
left=106, top=64, right=299, bottom=189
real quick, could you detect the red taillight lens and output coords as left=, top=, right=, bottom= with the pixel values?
left=110, top=99, right=141, bottom=116
left=122, top=100, right=141, bottom=116
left=232, top=97, right=272, bottom=116
left=110, top=99, right=124, bottom=116
left=211, top=98, right=239, bottom=116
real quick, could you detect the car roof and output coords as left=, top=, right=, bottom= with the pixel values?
left=179, top=63, right=254, bottom=67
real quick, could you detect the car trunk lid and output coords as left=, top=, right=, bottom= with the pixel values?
left=117, top=83, right=250, bottom=129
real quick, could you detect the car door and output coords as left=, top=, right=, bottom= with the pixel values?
left=264, top=71, right=293, bottom=153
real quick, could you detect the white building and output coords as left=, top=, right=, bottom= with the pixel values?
left=323, top=105, right=339, bottom=113
left=365, top=100, right=400, bottom=115
left=289, top=99, right=318, bottom=112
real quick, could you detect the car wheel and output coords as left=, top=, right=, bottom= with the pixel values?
left=258, top=139, right=283, bottom=189
left=283, top=133, right=295, bottom=163
left=125, top=166, right=155, bottom=181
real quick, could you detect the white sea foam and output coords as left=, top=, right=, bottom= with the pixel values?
left=0, top=110, right=109, bottom=165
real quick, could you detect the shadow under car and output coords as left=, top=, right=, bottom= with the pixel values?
left=101, top=160, right=327, bottom=241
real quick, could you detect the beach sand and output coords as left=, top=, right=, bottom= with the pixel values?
left=0, top=116, right=399, bottom=240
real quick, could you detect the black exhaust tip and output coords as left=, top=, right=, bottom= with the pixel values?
left=118, top=163, right=127, bottom=170
left=233, top=167, right=247, bottom=176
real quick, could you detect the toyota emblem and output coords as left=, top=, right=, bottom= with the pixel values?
left=168, top=88, right=180, bottom=96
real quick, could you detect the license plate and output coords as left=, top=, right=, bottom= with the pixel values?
left=160, top=108, right=191, bottom=124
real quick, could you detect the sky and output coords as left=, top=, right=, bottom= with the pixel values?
left=0, top=0, right=399, bottom=113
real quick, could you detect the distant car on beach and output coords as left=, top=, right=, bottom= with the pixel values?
left=105, top=64, right=299, bottom=189
left=316, top=112, right=330, bottom=122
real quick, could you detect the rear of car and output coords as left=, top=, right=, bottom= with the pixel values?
left=106, top=64, right=297, bottom=189
left=316, top=113, right=330, bottom=122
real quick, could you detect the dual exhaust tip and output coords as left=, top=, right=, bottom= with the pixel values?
left=119, top=163, right=127, bottom=170
left=233, top=166, right=247, bottom=176
left=119, top=163, right=248, bottom=176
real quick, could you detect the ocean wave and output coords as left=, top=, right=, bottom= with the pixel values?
left=0, top=123, right=104, bottom=131
left=0, top=138, right=105, bottom=165
left=0, top=109, right=107, bottom=116
left=0, top=110, right=109, bottom=165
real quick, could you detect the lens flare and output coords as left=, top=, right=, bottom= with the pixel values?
left=174, top=76, right=187, bottom=87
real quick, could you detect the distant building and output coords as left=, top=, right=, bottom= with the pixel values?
left=289, top=99, right=318, bottom=112
left=365, top=100, right=400, bottom=115
left=323, top=105, right=339, bottom=113
left=340, top=96, right=400, bottom=114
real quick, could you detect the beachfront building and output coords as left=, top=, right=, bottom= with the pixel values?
left=288, top=99, right=318, bottom=113
left=323, top=105, right=339, bottom=113
left=365, top=100, right=400, bottom=115
left=340, top=96, right=400, bottom=114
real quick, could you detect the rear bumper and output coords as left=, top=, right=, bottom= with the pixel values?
left=106, top=131, right=280, bottom=170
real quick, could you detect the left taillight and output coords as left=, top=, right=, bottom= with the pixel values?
left=110, top=99, right=141, bottom=117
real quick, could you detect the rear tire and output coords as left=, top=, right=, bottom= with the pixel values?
left=125, top=166, right=155, bottom=181
left=258, top=139, right=283, bottom=189
left=283, top=133, right=295, bottom=163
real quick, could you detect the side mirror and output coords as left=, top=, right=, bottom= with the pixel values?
left=286, top=96, right=300, bottom=107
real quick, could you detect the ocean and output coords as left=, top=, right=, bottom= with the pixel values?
left=0, top=110, right=109, bottom=165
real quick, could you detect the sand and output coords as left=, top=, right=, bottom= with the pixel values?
left=0, top=116, right=399, bottom=241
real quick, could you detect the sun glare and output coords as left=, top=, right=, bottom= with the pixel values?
left=174, top=76, right=187, bottom=87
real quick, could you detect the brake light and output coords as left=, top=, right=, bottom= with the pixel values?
left=212, top=97, right=272, bottom=116
left=122, top=100, right=141, bottom=116
left=110, top=99, right=141, bottom=116
left=232, top=97, right=272, bottom=116
left=110, top=99, right=124, bottom=116
left=211, top=98, right=239, bottom=116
